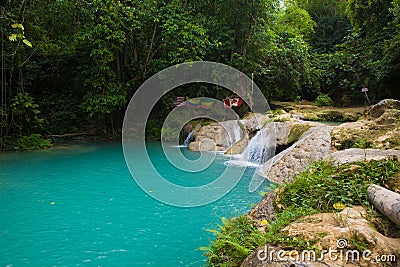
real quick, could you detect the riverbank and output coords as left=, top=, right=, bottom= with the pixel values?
left=204, top=158, right=400, bottom=266
left=201, top=99, right=400, bottom=266
left=0, top=132, right=120, bottom=152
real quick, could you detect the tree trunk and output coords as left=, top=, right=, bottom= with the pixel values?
left=367, top=184, right=400, bottom=226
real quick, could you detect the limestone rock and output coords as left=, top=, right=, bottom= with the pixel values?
left=242, top=113, right=270, bottom=135
left=375, top=109, right=400, bottom=125
left=258, top=125, right=334, bottom=184
left=326, top=148, right=400, bottom=165
left=282, top=206, right=400, bottom=266
left=332, top=99, right=400, bottom=150
left=247, top=189, right=278, bottom=231
left=224, top=136, right=249, bottom=155
left=331, top=120, right=400, bottom=150
left=275, top=112, right=292, bottom=122
left=188, top=120, right=243, bottom=151
left=366, top=99, right=400, bottom=118
left=274, top=122, right=291, bottom=146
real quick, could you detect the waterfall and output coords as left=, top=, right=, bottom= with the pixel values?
left=233, top=124, right=241, bottom=143
left=220, top=120, right=242, bottom=148
left=183, top=130, right=195, bottom=147
left=240, top=125, right=275, bottom=164
left=226, top=123, right=275, bottom=167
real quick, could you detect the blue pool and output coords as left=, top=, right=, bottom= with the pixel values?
left=0, top=143, right=268, bottom=266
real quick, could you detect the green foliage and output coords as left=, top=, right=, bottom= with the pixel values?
left=299, top=0, right=350, bottom=53
left=348, top=231, right=372, bottom=251
left=278, top=159, right=400, bottom=211
left=317, top=110, right=359, bottom=122
left=315, top=93, right=333, bottom=107
left=8, top=23, right=32, bottom=47
left=366, top=206, right=400, bottom=238
left=17, top=134, right=52, bottom=151
left=11, top=93, right=45, bottom=133
left=201, top=216, right=266, bottom=267
left=2, top=0, right=400, bottom=144
left=264, top=207, right=319, bottom=250
left=351, top=138, right=373, bottom=149
left=145, top=119, right=162, bottom=141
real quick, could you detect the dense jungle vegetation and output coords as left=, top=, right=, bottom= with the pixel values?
left=1, top=0, right=400, bottom=150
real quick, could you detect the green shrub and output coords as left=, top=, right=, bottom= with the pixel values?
left=315, top=94, right=333, bottom=107
left=317, top=110, right=359, bottom=122
left=278, top=159, right=400, bottom=212
left=201, top=216, right=266, bottom=266
left=352, top=138, right=373, bottom=149
left=17, top=134, right=52, bottom=151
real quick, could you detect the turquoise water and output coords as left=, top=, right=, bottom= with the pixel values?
left=0, top=143, right=268, bottom=266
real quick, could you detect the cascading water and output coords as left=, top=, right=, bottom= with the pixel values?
left=226, top=123, right=275, bottom=168
left=183, top=130, right=195, bottom=147
left=240, top=124, right=275, bottom=164
left=233, top=125, right=241, bottom=143
left=220, top=120, right=243, bottom=148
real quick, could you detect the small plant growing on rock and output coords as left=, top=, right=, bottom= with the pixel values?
left=201, top=216, right=266, bottom=266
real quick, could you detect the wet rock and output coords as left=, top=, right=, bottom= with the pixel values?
left=242, top=113, right=270, bottom=137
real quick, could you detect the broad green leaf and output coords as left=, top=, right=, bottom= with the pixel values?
left=22, top=39, right=32, bottom=47
left=11, top=23, right=24, bottom=30
left=8, top=34, right=18, bottom=42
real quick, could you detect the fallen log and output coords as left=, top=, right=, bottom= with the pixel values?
left=47, top=133, right=91, bottom=138
left=367, top=184, right=400, bottom=226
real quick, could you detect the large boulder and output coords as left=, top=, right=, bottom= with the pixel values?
left=366, top=99, right=400, bottom=118
left=258, top=125, right=334, bottom=184
left=224, top=136, right=248, bottom=155
left=242, top=113, right=270, bottom=134
left=274, top=122, right=291, bottom=146
left=188, top=123, right=223, bottom=151
left=188, top=120, right=243, bottom=151
left=332, top=99, right=400, bottom=150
